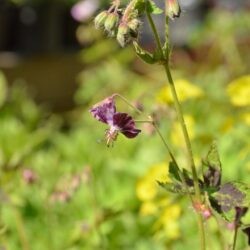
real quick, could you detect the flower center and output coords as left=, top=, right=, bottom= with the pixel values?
left=105, top=126, right=119, bottom=147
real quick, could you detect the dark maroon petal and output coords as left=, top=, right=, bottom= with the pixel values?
left=113, top=112, right=141, bottom=138
left=89, top=97, right=116, bottom=124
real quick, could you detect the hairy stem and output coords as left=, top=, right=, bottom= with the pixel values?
left=123, top=0, right=137, bottom=21
left=163, top=65, right=201, bottom=199
left=145, top=7, right=206, bottom=250
left=145, top=3, right=163, bottom=57
left=152, top=121, right=194, bottom=203
left=113, top=93, right=142, bottom=114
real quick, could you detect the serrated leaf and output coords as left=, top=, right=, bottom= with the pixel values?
left=168, top=162, right=197, bottom=188
left=157, top=181, right=195, bottom=195
left=146, top=0, right=163, bottom=15
left=182, top=168, right=195, bottom=187
left=202, top=142, right=222, bottom=189
left=211, top=182, right=250, bottom=221
left=169, top=161, right=181, bottom=182
left=235, top=207, right=248, bottom=225
left=205, top=141, right=222, bottom=169
left=133, top=41, right=157, bottom=64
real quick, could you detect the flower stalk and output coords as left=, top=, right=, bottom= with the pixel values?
left=145, top=3, right=206, bottom=249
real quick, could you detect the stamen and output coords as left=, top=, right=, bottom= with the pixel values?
left=105, top=128, right=119, bottom=147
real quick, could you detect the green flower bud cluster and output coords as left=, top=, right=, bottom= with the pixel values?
left=94, top=6, right=141, bottom=47
left=94, top=11, right=120, bottom=37
left=117, top=18, right=141, bottom=47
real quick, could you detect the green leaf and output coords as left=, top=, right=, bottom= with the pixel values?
left=168, top=162, right=196, bottom=188
left=0, top=71, right=7, bottom=108
left=146, top=0, right=163, bottom=15
left=157, top=181, right=195, bottom=195
left=134, top=0, right=146, bottom=15
left=202, top=141, right=222, bottom=189
left=242, top=226, right=250, bottom=246
left=205, top=141, right=222, bottom=169
left=211, top=182, right=250, bottom=221
left=133, top=41, right=157, bottom=64
left=169, top=161, right=181, bottom=182
left=182, top=168, right=195, bottom=187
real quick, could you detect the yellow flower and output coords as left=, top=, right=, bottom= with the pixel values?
left=171, top=115, right=195, bottom=146
left=136, top=163, right=181, bottom=241
left=136, top=163, right=170, bottom=202
left=160, top=204, right=181, bottom=222
left=155, top=204, right=181, bottom=239
left=136, top=177, right=158, bottom=201
left=227, top=75, right=250, bottom=107
left=241, top=113, right=250, bottom=126
left=162, top=220, right=180, bottom=240
left=139, top=201, right=158, bottom=216
left=220, top=117, right=234, bottom=133
left=157, top=79, right=204, bottom=104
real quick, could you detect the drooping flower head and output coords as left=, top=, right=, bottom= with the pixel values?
left=90, top=96, right=141, bottom=146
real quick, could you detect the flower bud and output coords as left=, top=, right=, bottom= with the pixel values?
left=193, top=202, right=212, bottom=220
left=166, top=0, right=181, bottom=20
left=94, top=11, right=108, bottom=29
left=116, top=23, right=131, bottom=47
left=127, top=19, right=140, bottom=38
left=104, top=12, right=119, bottom=33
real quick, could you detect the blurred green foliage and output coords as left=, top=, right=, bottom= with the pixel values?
left=0, top=8, right=250, bottom=250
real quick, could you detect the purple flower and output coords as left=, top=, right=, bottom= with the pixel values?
left=22, top=168, right=38, bottom=184
left=90, top=97, right=141, bottom=146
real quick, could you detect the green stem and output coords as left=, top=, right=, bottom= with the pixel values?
left=232, top=224, right=239, bottom=250
left=113, top=93, right=142, bottom=115
left=145, top=5, right=163, bottom=57
left=163, top=24, right=206, bottom=250
left=146, top=8, right=206, bottom=250
left=163, top=65, right=201, bottom=200
left=136, top=118, right=194, bottom=203
left=152, top=122, right=194, bottom=203
left=123, top=0, right=137, bottom=21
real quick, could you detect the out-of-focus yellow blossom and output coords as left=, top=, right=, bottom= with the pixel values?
left=136, top=163, right=170, bottom=202
left=154, top=204, right=181, bottom=239
left=136, top=163, right=181, bottom=241
left=220, top=117, right=234, bottom=133
left=171, top=115, right=195, bottom=146
left=227, top=75, right=250, bottom=107
left=140, top=201, right=158, bottom=216
left=156, top=79, right=204, bottom=104
left=241, top=113, right=250, bottom=126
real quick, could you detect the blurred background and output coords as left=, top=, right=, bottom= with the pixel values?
left=0, top=0, right=249, bottom=249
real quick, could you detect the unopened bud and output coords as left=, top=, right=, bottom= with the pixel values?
left=94, top=11, right=108, bottom=29
left=127, top=19, right=140, bottom=38
left=104, top=12, right=119, bottom=32
left=193, top=202, right=212, bottom=220
left=166, top=0, right=181, bottom=20
left=117, top=23, right=131, bottom=47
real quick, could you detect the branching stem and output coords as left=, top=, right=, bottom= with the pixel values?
left=145, top=5, right=206, bottom=250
